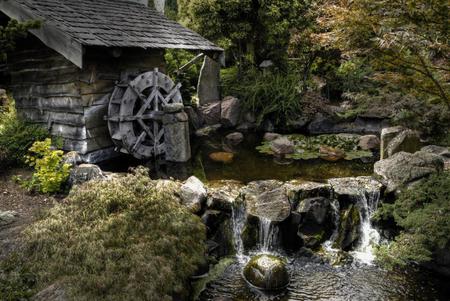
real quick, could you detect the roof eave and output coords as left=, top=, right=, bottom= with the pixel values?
left=0, top=0, right=83, bottom=68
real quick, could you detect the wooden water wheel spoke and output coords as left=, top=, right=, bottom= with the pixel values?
left=107, top=70, right=183, bottom=160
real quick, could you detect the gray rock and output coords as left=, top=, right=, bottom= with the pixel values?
left=163, top=112, right=191, bottom=162
left=259, top=60, right=274, bottom=68
left=243, top=180, right=290, bottom=222
left=195, top=124, right=222, bottom=138
left=206, top=180, right=243, bottom=212
left=236, top=122, right=256, bottom=132
left=243, top=254, right=289, bottom=290
left=286, top=117, right=309, bottom=131
left=221, top=96, right=241, bottom=128
left=308, top=114, right=389, bottom=135
left=374, top=151, right=444, bottom=193
left=270, top=137, right=294, bottom=155
left=69, top=164, right=105, bottom=186
left=62, top=151, right=83, bottom=166
left=180, top=176, right=207, bottom=213
left=421, top=145, right=450, bottom=170
left=358, top=135, right=380, bottom=150
left=284, top=180, right=333, bottom=207
left=197, top=56, right=221, bottom=106
left=297, top=197, right=331, bottom=225
left=386, top=129, right=421, bottom=158
left=328, top=176, right=383, bottom=200
left=199, top=101, right=221, bottom=125
left=263, top=132, right=281, bottom=142
left=333, top=204, right=361, bottom=250
left=0, top=211, right=18, bottom=227
left=380, top=126, right=405, bottom=159
left=225, top=132, right=244, bottom=145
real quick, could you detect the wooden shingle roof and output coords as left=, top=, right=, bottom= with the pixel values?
left=0, top=0, right=222, bottom=67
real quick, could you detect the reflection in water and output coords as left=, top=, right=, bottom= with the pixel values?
left=199, top=257, right=450, bottom=301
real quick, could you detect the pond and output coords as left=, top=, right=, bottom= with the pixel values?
left=100, top=133, right=372, bottom=183
left=198, top=256, right=450, bottom=301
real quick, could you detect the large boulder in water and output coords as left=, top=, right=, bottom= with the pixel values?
left=374, top=151, right=444, bottom=193
left=284, top=180, right=333, bottom=208
left=243, top=254, right=289, bottom=290
left=270, top=137, right=294, bottom=155
left=221, top=96, right=241, bottom=128
left=328, top=176, right=383, bottom=204
left=242, top=180, right=291, bottom=223
left=206, top=180, right=243, bottom=212
left=333, top=204, right=361, bottom=250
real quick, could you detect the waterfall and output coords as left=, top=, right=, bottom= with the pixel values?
left=231, top=200, right=246, bottom=262
left=259, top=217, right=279, bottom=253
left=322, top=199, right=340, bottom=253
left=351, top=189, right=381, bottom=265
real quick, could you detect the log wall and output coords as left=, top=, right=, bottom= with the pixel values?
left=8, top=36, right=166, bottom=160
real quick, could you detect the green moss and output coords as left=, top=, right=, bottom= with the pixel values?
left=7, top=167, right=206, bottom=301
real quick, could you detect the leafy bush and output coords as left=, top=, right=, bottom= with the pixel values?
left=164, top=49, right=202, bottom=104
left=19, top=138, right=71, bottom=194
left=18, top=168, right=206, bottom=300
left=376, top=172, right=450, bottom=267
left=0, top=96, right=49, bottom=169
left=222, top=67, right=304, bottom=126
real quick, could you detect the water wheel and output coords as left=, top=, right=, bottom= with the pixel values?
left=106, top=68, right=182, bottom=160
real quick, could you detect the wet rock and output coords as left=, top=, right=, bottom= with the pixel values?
left=386, top=129, right=421, bottom=158
left=180, top=176, right=207, bottom=213
left=308, top=114, right=389, bottom=135
left=210, top=219, right=235, bottom=258
left=62, top=151, right=83, bottom=166
left=225, top=132, right=244, bottom=145
left=243, top=180, right=291, bottom=223
left=333, top=204, right=361, bottom=250
left=243, top=254, right=289, bottom=290
left=0, top=211, right=18, bottom=227
left=195, top=124, right=222, bottom=138
left=202, top=210, right=228, bottom=235
left=263, top=132, right=281, bottom=142
left=295, top=197, right=333, bottom=248
left=284, top=180, right=332, bottom=208
left=286, top=117, right=309, bottom=131
left=358, top=135, right=380, bottom=150
left=270, top=137, right=294, bottom=155
left=221, top=96, right=241, bottom=128
left=209, top=152, right=234, bottom=164
left=374, top=151, right=444, bottom=193
left=199, top=101, right=221, bottom=125
left=236, top=122, right=256, bottom=132
left=69, top=164, right=105, bottom=186
left=206, top=181, right=242, bottom=212
left=328, top=176, right=383, bottom=202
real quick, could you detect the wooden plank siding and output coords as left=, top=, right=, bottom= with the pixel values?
left=8, top=36, right=166, bottom=159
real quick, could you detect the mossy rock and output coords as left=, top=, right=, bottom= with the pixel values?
left=243, top=254, right=289, bottom=290
left=333, top=204, right=361, bottom=250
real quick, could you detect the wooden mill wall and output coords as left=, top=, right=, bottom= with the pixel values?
left=8, top=36, right=166, bottom=161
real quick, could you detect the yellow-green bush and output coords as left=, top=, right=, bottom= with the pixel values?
left=19, top=168, right=206, bottom=300
left=20, top=138, right=71, bottom=194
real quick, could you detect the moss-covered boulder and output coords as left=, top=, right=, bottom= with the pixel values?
left=243, top=254, right=289, bottom=290
left=333, top=204, right=361, bottom=250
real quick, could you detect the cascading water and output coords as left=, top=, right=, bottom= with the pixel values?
left=351, top=189, right=381, bottom=264
left=322, top=199, right=341, bottom=253
left=231, top=200, right=247, bottom=263
left=258, top=217, right=279, bottom=253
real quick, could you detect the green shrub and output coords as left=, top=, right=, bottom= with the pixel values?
left=19, top=138, right=71, bottom=194
left=221, top=67, right=305, bottom=126
left=376, top=172, right=450, bottom=267
left=0, top=96, right=49, bottom=169
left=19, top=168, right=206, bottom=300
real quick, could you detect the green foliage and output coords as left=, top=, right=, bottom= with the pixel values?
left=0, top=96, right=49, bottom=169
left=376, top=172, right=450, bottom=267
left=164, top=49, right=201, bottom=104
left=222, top=67, right=304, bottom=125
left=18, top=168, right=206, bottom=300
left=179, top=0, right=310, bottom=66
left=20, top=138, right=71, bottom=194
left=0, top=19, right=40, bottom=62
left=0, top=254, right=37, bottom=301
